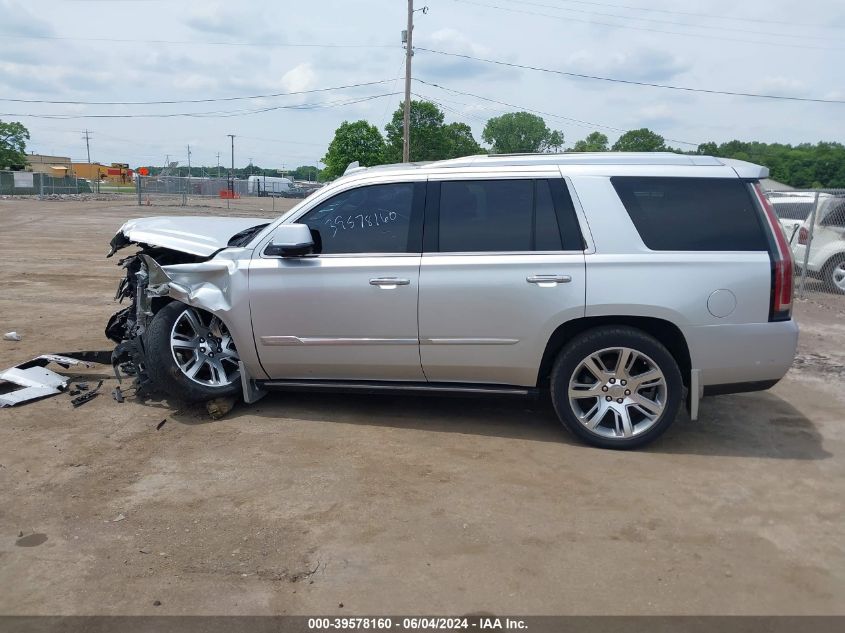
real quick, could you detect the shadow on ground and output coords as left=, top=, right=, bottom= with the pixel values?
left=168, top=387, right=831, bottom=461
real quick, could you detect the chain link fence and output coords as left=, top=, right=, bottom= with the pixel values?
left=0, top=170, right=92, bottom=196
left=135, top=175, right=315, bottom=211
left=767, top=189, right=845, bottom=299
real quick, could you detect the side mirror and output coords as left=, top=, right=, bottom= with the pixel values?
left=263, top=223, right=315, bottom=257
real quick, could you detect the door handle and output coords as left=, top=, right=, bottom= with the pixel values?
left=526, top=274, right=572, bottom=286
left=370, top=277, right=411, bottom=289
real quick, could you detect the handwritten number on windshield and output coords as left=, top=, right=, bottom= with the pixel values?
left=325, top=211, right=399, bottom=238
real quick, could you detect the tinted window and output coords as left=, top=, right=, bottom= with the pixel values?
left=611, top=177, right=768, bottom=251
left=300, top=183, right=414, bottom=254
left=535, top=180, right=563, bottom=251
left=437, top=179, right=575, bottom=252
left=821, top=200, right=845, bottom=227
left=772, top=201, right=814, bottom=221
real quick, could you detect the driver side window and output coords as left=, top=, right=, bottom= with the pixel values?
left=299, top=183, right=415, bottom=254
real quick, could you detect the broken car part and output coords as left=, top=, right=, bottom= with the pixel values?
left=0, top=354, right=96, bottom=407
left=71, top=380, right=103, bottom=408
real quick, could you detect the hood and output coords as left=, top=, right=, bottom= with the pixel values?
left=110, top=216, right=270, bottom=257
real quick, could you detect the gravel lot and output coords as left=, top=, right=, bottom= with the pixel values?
left=0, top=197, right=843, bottom=615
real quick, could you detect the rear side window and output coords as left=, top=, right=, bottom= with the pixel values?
left=436, top=179, right=581, bottom=252
left=611, top=177, right=768, bottom=251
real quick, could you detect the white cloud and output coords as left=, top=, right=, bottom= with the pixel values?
left=280, top=63, right=317, bottom=93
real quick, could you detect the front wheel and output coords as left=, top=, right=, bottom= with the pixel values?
left=144, top=302, right=242, bottom=402
left=550, top=326, right=683, bottom=449
left=822, top=255, right=845, bottom=295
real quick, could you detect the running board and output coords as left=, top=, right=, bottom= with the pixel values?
left=257, top=379, right=537, bottom=398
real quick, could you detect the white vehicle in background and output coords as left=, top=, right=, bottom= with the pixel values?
left=770, top=192, right=845, bottom=294
left=247, top=175, right=292, bottom=197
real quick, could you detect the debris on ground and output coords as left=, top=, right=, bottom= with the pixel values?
left=206, top=395, right=237, bottom=420
left=0, top=352, right=115, bottom=407
left=70, top=380, right=104, bottom=408
left=3, top=332, right=21, bottom=341
left=112, top=514, right=126, bottom=522
left=112, top=386, right=125, bottom=403
left=1, top=363, right=68, bottom=407
left=156, top=419, right=167, bottom=430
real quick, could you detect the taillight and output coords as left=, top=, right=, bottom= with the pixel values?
left=753, top=183, right=794, bottom=321
left=798, top=226, right=809, bottom=245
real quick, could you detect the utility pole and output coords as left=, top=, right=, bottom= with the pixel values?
left=185, top=144, right=191, bottom=206
left=402, top=0, right=414, bottom=163
left=216, top=152, right=221, bottom=179
left=227, top=134, right=236, bottom=197
left=83, top=130, right=92, bottom=164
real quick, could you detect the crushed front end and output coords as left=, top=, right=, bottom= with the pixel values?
left=105, top=240, right=206, bottom=393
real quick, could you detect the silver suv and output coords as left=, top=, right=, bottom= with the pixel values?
left=106, top=153, right=798, bottom=449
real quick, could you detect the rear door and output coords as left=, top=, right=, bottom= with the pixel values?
left=418, top=172, right=586, bottom=387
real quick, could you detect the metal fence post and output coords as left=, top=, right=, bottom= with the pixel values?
left=798, top=190, right=820, bottom=299
left=137, top=175, right=142, bottom=206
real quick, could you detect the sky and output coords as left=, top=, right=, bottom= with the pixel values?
left=1, top=0, right=843, bottom=171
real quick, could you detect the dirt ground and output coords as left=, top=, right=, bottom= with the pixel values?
left=0, top=197, right=843, bottom=615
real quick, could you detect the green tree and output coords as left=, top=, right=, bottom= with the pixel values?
left=322, top=120, right=385, bottom=179
left=291, top=165, right=322, bottom=181
left=612, top=128, right=667, bottom=152
left=570, top=131, right=609, bottom=152
left=692, top=139, right=845, bottom=188
left=442, top=122, right=483, bottom=158
left=385, top=100, right=448, bottom=162
left=0, top=120, right=30, bottom=170
left=482, top=112, right=563, bottom=154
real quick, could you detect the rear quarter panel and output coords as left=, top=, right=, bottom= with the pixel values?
left=569, top=173, right=797, bottom=386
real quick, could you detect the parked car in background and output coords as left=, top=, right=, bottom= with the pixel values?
left=281, top=185, right=311, bottom=199
left=769, top=192, right=819, bottom=244
left=792, top=196, right=845, bottom=294
left=105, top=153, right=797, bottom=450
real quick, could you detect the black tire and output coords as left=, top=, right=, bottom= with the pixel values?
left=144, top=301, right=242, bottom=402
left=550, top=326, right=683, bottom=450
left=822, top=255, right=845, bottom=295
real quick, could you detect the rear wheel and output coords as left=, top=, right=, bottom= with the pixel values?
left=145, top=301, right=241, bottom=402
left=550, top=326, right=683, bottom=449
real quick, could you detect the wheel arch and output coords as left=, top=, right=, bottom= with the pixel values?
left=537, top=316, right=691, bottom=388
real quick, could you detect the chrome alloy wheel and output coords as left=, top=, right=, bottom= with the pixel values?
left=169, top=307, right=240, bottom=387
left=833, top=262, right=845, bottom=292
left=568, top=347, right=667, bottom=439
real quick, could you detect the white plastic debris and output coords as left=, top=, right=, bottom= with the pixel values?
left=0, top=366, right=67, bottom=407
left=0, top=354, right=97, bottom=407
left=3, top=332, right=21, bottom=341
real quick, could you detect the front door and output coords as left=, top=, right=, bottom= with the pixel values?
left=250, top=180, right=426, bottom=381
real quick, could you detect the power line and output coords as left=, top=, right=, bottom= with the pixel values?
left=0, top=92, right=400, bottom=119
left=413, top=78, right=700, bottom=146
left=415, top=47, right=845, bottom=104
left=537, top=0, right=843, bottom=30
left=447, top=0, right=844, bottom=51
left=0, top=78, right=396, bottom=105
left=494, top=0, right=840, bottom=40
left=1, top=34, right=396, bottom=49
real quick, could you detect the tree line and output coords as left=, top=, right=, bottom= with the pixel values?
left=2, top=114, right=844, bottom=188
left=319, top=101, right=845, bottom=188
